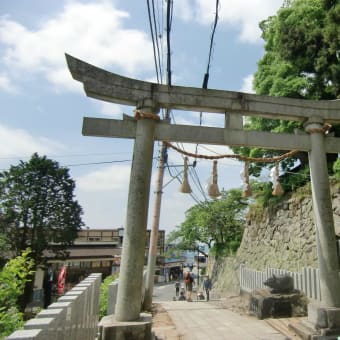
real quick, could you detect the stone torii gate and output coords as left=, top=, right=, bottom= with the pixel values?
left=66, top=54, right=340, bottom=334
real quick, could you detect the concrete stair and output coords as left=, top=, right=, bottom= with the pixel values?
left=265, top=317, right=308, bottom=339
left=289, top=319, right=319, bottom=340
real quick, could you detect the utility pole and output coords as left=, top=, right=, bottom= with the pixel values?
left=143, top=142, right=167, bottom=310
left=197, top=247, right=200, bottom=288
left=143, top=0, right=172, bottom=311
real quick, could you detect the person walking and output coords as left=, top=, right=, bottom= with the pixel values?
left=203, top=275, right=212, bottom=301
left=175, top=280, right=180, bottom=297
left=184, top=271, right=194, bottom=301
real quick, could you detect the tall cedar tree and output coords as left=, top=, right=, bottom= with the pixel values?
left=0, top=154, right=83, bottom=309
left=232, top=0, right=340, bottom=184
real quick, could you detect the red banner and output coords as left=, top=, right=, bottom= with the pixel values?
left=57, top=265, right=66, bottom=295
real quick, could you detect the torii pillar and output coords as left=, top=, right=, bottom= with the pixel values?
left=115, top=103, right=158, bottom=321
left=305, top=117, right=340, bottom=331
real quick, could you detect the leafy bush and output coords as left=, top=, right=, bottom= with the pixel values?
left=200, top=267, right=206, bottom=276
left=280, top=166, right=310, bottom=192
left=250, top=181, right=274, bottom=207
left=334, top=159, right=340, bottom=179
left=99, top=274, right=118, bottom=319
left=0, top=307, right=24, bottom=338
left=0, top=249, right=34, bottom=338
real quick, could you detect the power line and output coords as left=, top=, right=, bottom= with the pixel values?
left=151, top=0, right=163, bottom=82
left=194, top=0, right=221, bottom=191
left=163, top=159, right=207, bottom=204
left=188, top=165, right=208, bottom=201
left=64, top=159, right=132, bottom=167
left=0, top=151, right=130, bottom=160
left=202, top=0, right=220, bottom=89
left=0, top=158, right=158, bottom=171
left=146, top=0, right=161, bottom=82
left=166, top=0, right=173, bottom=86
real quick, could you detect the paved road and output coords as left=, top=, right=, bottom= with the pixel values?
left=152, top=283, right=289, bottom=340
left=153, top=282, right=179, bottom=302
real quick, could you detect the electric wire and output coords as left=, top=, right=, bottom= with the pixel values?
left=0, top=151, right=130, bottom=160
left=194, top=0, right=221, bottom=189
left=166, top=0, right=173, bottom=86
left=165, top=161, right=202, bottom=204
left=146, top=0, right=161, bottom=83
left=64, top=159, right=132, bottom=167
left=202, top=0, right=220, bottom=89
left=189, top=166, right=208, bottom=201
left=0, top=158, right=159, bottom=171
left=151, top=0, right=163, bottom=83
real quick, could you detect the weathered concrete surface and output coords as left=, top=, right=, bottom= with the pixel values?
left=98, top=313, right=152, bottom=340
left=65, top=54, right=340, bottom=122
left=115, top=116, right=156, bottom=321
left=81, top=116, right=340, bottom=152
left=153, top=300, right=287, bottom=340
left=6, top=329, right=45, bottom=340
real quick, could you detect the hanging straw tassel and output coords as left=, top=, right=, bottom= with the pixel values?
left=207, top=160, right=221, bottom=198
left=240, top=161, right=251, bottom=197
left=179, top=157, right=192, bottom=193
left=270, top=163, right=284, bottom=196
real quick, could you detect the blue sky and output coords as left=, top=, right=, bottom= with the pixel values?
left=0, top=0, right=284, bottom=233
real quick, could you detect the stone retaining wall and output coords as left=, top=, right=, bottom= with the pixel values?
left=210, top=180, right=340, bottom=295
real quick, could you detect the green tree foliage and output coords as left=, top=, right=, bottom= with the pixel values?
left=233, top=0, right=340, bottom=184
left=166, top=189, right=247, bottom=257
left=255, top=0, right=339, bottom=99
left=0, top=153, right=84, bottom=264
left=0, top=154, right=84, bottom=311
left=0, top=232, right=10, bottom=266
left=0, top=249, right=34, bottom=338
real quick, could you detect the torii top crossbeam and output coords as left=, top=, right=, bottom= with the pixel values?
left=66, top=54, right=340, bottom=123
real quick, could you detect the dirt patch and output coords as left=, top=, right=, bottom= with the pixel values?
left=151, top=303, right=175, bottom=327
left=151, top=303, right=183, bottom=339
left=210, top=294, right=251, bottom=316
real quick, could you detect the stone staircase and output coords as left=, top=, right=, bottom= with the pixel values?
left=265, top=317, right=308, bottom=339
left=265, top=316, right=340, bottom=340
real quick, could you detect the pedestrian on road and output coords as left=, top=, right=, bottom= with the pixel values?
left=178, top=291, right=186, bottom=300
left=175, top=281, right=180, bottom=297
left=203, top=275, right=212, bottom=301
left=184, top=271, right=194, bottom=301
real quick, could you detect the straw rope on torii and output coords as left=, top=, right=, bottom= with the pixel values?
left=164, top=141, right=300, bottom=163
left=164, top=141, right=298, bottom=197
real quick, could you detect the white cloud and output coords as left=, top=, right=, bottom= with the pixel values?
left=240, top=74, right=255, bottom=93
left=0, top=1, right=154, bottom=91
left=175, top=0, right=283, bottom=43
left=0, top=73, right=16, bottom=93
left=0, top=124, right=64, bottom=158
left=95, top=101, right=132, bottom=118
left=99, top=102, right=123, bottom=118
left=77, top=164, right=131, bottom=192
